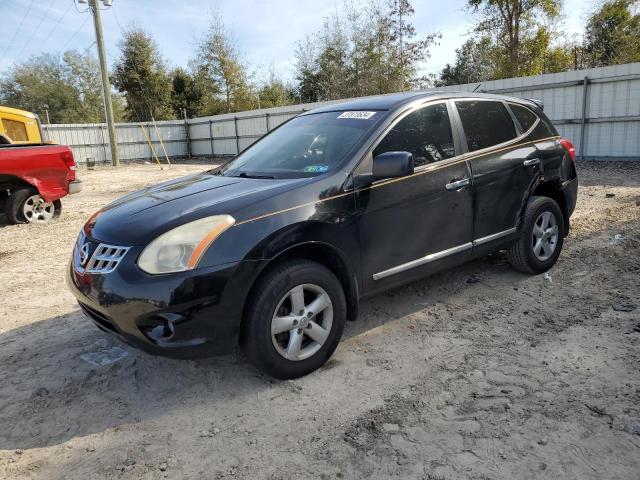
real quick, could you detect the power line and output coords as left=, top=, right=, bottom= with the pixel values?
left=16, top=0, right=57, bottom=58
left=40, top=0, right=75, bottom=48
left=2, top=0, right=36, bottom=57
left=60, top=14, right=90, bottom=53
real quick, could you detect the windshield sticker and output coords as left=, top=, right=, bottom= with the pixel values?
left=337, top=111, right=377, bottom=120
left=303, top=165, right=329, bottom=173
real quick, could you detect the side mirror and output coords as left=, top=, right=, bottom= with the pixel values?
left=372, top=151, right=414, bottom=180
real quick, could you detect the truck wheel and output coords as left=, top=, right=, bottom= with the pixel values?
left=507, top=196, right=564, bottom=274
left=241, top=260, right=346, bottom=379
left=6, top=188, right=61, bottom=224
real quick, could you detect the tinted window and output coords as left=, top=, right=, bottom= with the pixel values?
left=455, top=101, right=517, bottom=152
left=373, top=103, right=455, bottom=167
left=510, top=104, right=538, bottom=132
left=2, top=119, right=28, bottom=141
left=220, top=111, right=380, bottom=179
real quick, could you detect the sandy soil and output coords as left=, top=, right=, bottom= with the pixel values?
left=0, top=159, right=638, bottom=480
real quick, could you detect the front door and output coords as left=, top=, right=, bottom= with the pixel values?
left=354, top=101, right=473, bottom=293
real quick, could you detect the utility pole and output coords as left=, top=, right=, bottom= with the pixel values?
left=83, top=0, right=120, bottom=166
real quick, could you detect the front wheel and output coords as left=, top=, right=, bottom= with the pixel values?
left=241, top=260, right=346, bottom=379
left=507, top=196, right=565, bottom=274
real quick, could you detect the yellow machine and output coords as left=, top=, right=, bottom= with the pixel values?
left=0, top=106, right=44, bottom=144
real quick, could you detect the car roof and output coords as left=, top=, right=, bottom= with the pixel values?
left=302, top=91, right=535, bottom=115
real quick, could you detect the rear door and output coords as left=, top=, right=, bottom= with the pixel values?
left=453, top=99, right=541, bottom=243
left=354, top=101, right=473, bottom=293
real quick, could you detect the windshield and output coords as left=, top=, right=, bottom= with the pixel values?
left=219, top=111, right=382, bottom=179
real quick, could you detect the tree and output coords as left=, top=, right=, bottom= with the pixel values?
left=293, top=0, right=440, bottom=101
left=436, top=37, right=497, bottom=86
left=170, top=68, right=203, bottom=118
left=467, top=0, right=561, bottom=77
left=583, top=0, right=640, bottom=67
left=194, top=12, right=253, bottom=114
left=256, top=70, right=295, bottom=108
left=112, top=27, right=173, bottom=121
left=0, top=51, right=124, bottom=123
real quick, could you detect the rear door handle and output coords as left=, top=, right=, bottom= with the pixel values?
left=445, top=178, right=471, bottom=191
left=523, top=158, right=541, bottom=167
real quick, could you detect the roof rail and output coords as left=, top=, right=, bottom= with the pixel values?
left=525, top=98, right=544, bottom=111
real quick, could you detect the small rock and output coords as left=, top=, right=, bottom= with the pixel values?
left=631, top=423, right=640, bottom=435
left=605, top=193, right=615, bottom=198
left=632, top=323, right=640, bottom=333
left=612, top=302, right=637, bottom=312
left=36, top=387, right=49, bottom=397
left=159, top=462, right=168, bottom=472
left=14, top=450, right=23, bottom=455
left=382, top=423, right=400, bottom=432
left=543, top=272, right=552, bottom=283
left=537, top=438, right=548, bottom=446
left=86, top=446, right=95, bottom=452
left=539, top=463, right=548, bottom=471
left=212, top=427, right=220, bottom=434
left=466, top=274, right=481, bottom=284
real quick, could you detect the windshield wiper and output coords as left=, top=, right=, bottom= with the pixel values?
left=234, top=172, right=276, bottom=179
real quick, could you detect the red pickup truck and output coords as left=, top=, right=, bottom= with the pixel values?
left=0, top=143, right=82, bottom=224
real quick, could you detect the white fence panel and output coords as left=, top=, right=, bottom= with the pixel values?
left=42, top=63, right=640, bottom=163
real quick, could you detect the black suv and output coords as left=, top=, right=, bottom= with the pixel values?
left=68, top=92, right=578, bottom=379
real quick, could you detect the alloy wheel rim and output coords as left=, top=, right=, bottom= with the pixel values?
left=271, top=283, right=333, bottom=361
left=532, top=211, right=558, bottom=261
left=22, top=195, right=55, bottom=223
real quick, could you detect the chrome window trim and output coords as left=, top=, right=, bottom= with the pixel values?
left=372, top=227, right=518, bottom=280
left=453, top=98, right=540, bottom=161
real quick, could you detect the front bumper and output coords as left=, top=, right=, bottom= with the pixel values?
left=66, top=245, right=260, bottom=358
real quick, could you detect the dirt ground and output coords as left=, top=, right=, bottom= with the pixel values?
left=0, top=159, right=638, bottom=480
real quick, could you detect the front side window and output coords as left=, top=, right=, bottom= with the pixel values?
left=373, top=103, right=455, bottom=168
left=455, top=101, right=517, bottom=152
left=510, top=104, right=538, bottom=132
left=220, top=111, right=381, bottom=179
left=2, top=119, right=28, bottom=142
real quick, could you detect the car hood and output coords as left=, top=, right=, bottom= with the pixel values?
left=90, top=172, right=305, bottom=245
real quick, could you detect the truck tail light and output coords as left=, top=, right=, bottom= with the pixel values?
left=61, top=150, right=76, bottom=170
left=559, top=138, right=576, bottom=161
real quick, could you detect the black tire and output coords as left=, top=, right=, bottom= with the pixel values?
left=507, top=196, right=565, bottom=274
left=5, top=188, right=61, bottom=224
left=241, top=260, right=346, bottom=379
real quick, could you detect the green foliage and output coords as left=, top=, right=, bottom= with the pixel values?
left=466, top=0, right=562, bottom=77
left=0, top=51, right=124, bottom=123
left=294, top=0, right=440, bottom=102
left=583, top=0, right=640, bottom=67
left=257, top=70, right=295, bottom=108
left=111, top=27, right=173, bottom=121
left=193, top=12, right=253, bottom=115
left=170, top=67, right=204, bottom=118
left=436, top=37, right=497, bottom=86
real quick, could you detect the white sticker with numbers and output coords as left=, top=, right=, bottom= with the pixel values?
left=337, top=111, right=377, bottom=119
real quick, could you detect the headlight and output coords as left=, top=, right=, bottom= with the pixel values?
left=138, top=215, right=235, bottom=274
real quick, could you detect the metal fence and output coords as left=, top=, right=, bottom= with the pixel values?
left=43, top=62, right=640, bottom=163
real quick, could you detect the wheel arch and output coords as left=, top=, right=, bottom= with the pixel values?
left=239, top=241, right=360, bottom=339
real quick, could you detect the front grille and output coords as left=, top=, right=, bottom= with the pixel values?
left=79, top=302, right=118, bottom=333
left=85, top=243, right=130, bottom=274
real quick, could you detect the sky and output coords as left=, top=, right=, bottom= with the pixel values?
left=0, top=0, right=594, bottom=84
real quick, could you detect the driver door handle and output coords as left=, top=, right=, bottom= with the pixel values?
left=445, top=178, right=471, bottom=191
left=523, top=157, right=541, bottom=167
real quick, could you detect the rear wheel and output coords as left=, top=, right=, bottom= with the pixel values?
left=241, top=260, right=346, bottom=379
left=6, top=188, right=61, bottom=224
left=507, top=196, right=564, bottom=274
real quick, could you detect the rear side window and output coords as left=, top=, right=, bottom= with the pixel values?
left=2, top=119, right=28, bottom=142
left=455, top=101, right=516, bottom=152
left=373, top=103, right=455, bottom=168
left=510, top=104, right=538, bottom=132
